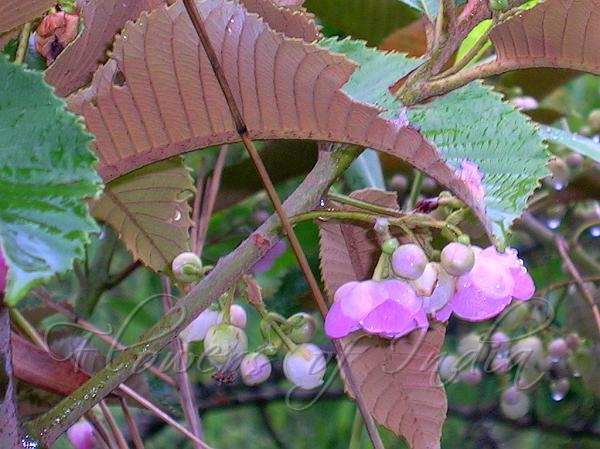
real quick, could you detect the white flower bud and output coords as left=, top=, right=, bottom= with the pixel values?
left=283, top=343, right=326, bottom=390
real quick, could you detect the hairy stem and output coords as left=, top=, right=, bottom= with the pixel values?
left=26, top=145, right=360, bottom=446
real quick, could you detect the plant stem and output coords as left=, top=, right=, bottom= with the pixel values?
left=406, top=171, right=424, bottom=210
left=161, top=276, right=205, bottom=447
left=14, top=23, right=31, bottom=65
left=120, top=397, right=145, bottom=449
left=196, top=145, right=228, bottom=255
left=26, top=144, right=359, bottom=447
left=9, top=307, right=48, bottom=351
left=348, top=407, right=364, bottom=449
left=98, top=400, right=129, bottom=449
left=327, top=193, right=403, bottom=217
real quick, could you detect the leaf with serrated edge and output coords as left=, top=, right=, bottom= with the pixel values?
left=319, top=189, right=447, bottom=449
left=0, top=55, right=101, bottom=305
left=92, top=157, right=194, bottom=272
left=240, top=0, right=320, bottom=42
left=67, top=0, right=488, bottom=237
left=0, top=0, right=54, bottom=34
left=45, top=0, right=164, bottom=97
left=407, top=82, right=549, bottom=240
left=487, top=0, right=600, bottom=75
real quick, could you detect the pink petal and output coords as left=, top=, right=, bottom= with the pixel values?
left=435, top=303, right=453, bottom=322
left=459, top=159, right=485, bottom=200
left=324, top=300, right=360, bottom=339
left=510, top=266, right=535, bottom=300
left=361, top=299, right=416, bottom=338
left=340, top=280, right=381, bottom=321
left=449, top=285, right=512, bottom=321
left=376, top=279, right=420, bottom=313
left=467, top=254, right=514, bottom=300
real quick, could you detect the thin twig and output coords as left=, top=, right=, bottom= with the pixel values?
left=106, top=261, right=142, bottom=289
left=555, top=237, right=600, bottom=335
left=191, top=157, right=207, bottom=253
left=118, top=384, right=213, bottom=449
left=14, top=22, right=31, bottom=65
left=120, top=397, right=145, bottom=449
left=178, top=6, right=383, bottom=446
left=161, top=276, right=205, bottom=446
left=32, top=289, right=176, bottom=386
left=86, top=411, right=117, bottom=449
left=197, top=145, right=229, bottom=255
left=99, top=400, right=130, bottom=449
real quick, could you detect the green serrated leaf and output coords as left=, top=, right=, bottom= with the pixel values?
left=538, top=125, right=600, bottom=164
left=320, top=38, right=420, bottom=190
left=408, top=82, right=550, bottom=240
left=0, top=56, right=102, bottom=304
left=320, top=37, right=423, bottom=118
left=319, top=39, right=549, bottom=242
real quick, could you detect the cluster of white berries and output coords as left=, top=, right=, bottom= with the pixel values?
left=179, top=298, right=325, bottom=390
left=439, top=327, right=585, bottom=420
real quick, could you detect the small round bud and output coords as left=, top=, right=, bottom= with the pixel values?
left=461, top=367, right=482, bottom=385
left=283, top=343, right=327, bottom=390
left=421, top=176, right=438, bottom=194
left=240, top=352, right=272, bottom=386
left=566, top=153, right=584, bottom=169
left=260, top=313, right=285, bottom=349
left=440, top=242, right=475, bottom=276
left=490, top=331, right=510, bottom=352
left=439, top=354, right=459, bottom=382
left=204, top=323, right=248, bottom=368
left=288, top=312, right=317, bottom=344
left=458, top=333, right=484, bottom=358
left=391, top=244, right=427, bottom=280
left=512, top=336, right=544, bottom=367
left=491, top=355, right=511, bottom=374
left=565, top=333, right=581, bottom=350
left=500, top=387, right=530, bottom=419
left=381, top=238, right=399, bottom=255
left=180, top=309, right=220, bottom=343
left=389, top=174, right=408, bottom=192
left=172, top=252, right=203, bottom=283
left=588, top=109, right=600, bottom=130
left=457, top=234, right=471, bottom=245
left=548, top=338, right=569, bottom=359
left=219, top=304, right=247, bottom=329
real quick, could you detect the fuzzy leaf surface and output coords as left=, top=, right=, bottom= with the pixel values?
left=0, top=56, right=101, bottom=304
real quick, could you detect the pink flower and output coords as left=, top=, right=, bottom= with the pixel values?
left=325, top=279, right=428, bottom=339
left=459, top=159, right=485, bottom=200
left=252, top=240, right=287, bottom=274
left=67, top=420, right=96, bottom=449
left=436, top=246, right=534, bottom=322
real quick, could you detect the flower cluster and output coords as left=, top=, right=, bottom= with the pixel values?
left=325, top=242, right=535, bottom=340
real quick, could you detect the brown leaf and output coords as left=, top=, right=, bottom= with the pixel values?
left=240, top=0, right=320, bottom=42
left=489, top=0, right=600, bottom=75
left=45, top=0, right=163, bottom=97
left=318, top=189, right=448, bottom=449
left=0, top=0, right=54, bottom=34
left=11, top=333, right=90, bottom=397
left=91, top=157, right=194, bottom=272
left=67, top=0, right=488, bottom=234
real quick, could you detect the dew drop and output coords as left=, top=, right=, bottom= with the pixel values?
left=589, top=226, right=600, bottom=237
left=319, top=198, right=326, bottom=208
left=173, top=209, right=182, bottom=222
left=546, top=218, right=561, bottom=230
